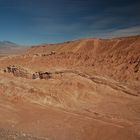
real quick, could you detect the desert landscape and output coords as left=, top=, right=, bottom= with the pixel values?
left=0, top=35, right=140, bottom=140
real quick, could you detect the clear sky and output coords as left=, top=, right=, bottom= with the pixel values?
left=0, top=0, right=140, bottom=45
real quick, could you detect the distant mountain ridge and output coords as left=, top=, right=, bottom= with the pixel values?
left=0, top=41, right=26, bottom=54
left=0, top=41, right=19, bottom=48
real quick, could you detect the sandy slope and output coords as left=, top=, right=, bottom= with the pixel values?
left=0, top=35, right=140, bottom=140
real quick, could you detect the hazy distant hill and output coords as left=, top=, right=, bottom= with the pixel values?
left=0, top=41, right=26, bottom=54
left=0, top=41, right=18, bottom=47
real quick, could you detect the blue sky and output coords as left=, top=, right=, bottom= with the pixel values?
left=0, top=0, right=140, bottom=45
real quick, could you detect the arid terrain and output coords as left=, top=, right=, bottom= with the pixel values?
left=0, top=35, right=140, bottom=140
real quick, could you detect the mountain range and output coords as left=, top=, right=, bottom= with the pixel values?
left=0, top=41, right=26, bottom=54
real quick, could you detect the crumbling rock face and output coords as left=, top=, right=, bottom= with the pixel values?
left=1, top=65, right=33, bottom=79
left=0, top=65, right=52, bottom=80
left=33, top=51, right=56, bottom=57
left=32, top=72, right=40, bottom=79
left=32, top=71, right=51, bottom=79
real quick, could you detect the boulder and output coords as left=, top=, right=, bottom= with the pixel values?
left=38, top=71, right=51, bottom=79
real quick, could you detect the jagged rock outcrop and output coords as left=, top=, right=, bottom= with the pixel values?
left=33, top=51, right=56, bottom=57
left=32, top=71, right=51, bottom=79
left=1, top=65, right=33, bottom=79
left=0, top=65, right=52, bottom=80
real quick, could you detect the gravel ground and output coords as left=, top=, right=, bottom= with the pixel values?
left=0, top=128, right=49, bottom=140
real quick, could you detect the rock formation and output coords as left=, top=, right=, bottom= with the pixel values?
left=32, top=71, right=51, bottom=79
left=1, top=65, right=33, bottom=79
